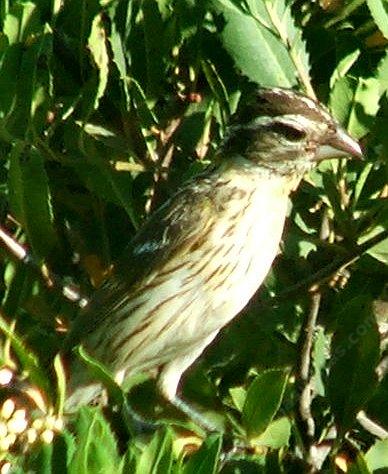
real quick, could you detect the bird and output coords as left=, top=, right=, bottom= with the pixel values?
left=64, top=87, right=362, bottom=428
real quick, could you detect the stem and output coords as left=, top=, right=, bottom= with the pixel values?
left=0, top=225, right=88, bottom=308
left=264, top=2, right=316, bottom=99
left=274, top=229, right=388, bottom=301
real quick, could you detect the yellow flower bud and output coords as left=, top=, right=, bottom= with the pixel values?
left=0, top=422, right=7, bottom=438
left=7, top=416, right=27, bottom=434
left=1, top=400, right=14, bottom=420
left=0, top=368, right=13, bottom=386
left=0, top=462, right=11, bottom=474
left=26, top=428, right=38, bottom=444
left=41, top=429, right=54, bottom=444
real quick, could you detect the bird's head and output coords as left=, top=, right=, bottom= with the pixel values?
left=221, top=87, right=363, bottom=175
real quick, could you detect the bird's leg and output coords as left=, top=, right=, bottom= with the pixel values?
left=119, top=400, right=162, bottom=435
left=168, top=394, right=221, bottom=432
left=157, top=333, right=223, bottom=432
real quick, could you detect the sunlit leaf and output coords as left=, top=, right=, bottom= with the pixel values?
left=252, top=416, right=291, bottom=448
left=183, top=434, right=222, bottom=474
left=365, top=439, right=388, bottom=471
left=8, top=143, right=58, bottom=260
left=210, top=0, right=297, bottom=87
left=242, top=369, right=288, bottom=437
left=88, top=13, right=109, bottom=109
left=69, top=407, right=123, bottom=474
left=329, top=76, right=381, bottom=138
left=366, top=0, right=388, bottom=39
left=135, top=427, right=174, bottom=474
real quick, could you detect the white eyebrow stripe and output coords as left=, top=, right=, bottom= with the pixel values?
left=248, top=114, right=316, bottom=129
left=299, top=95, right=318, bottom=110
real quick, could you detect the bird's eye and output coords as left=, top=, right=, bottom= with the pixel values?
left=271, top=122, right=306, bottom=141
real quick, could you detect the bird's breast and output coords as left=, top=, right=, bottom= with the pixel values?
left=193, top=173, right=292, bottom=327
left=88, top=172, right=294, bottom=372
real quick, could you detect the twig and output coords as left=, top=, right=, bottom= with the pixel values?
left=0, top=227, right=28, bottom=262
left=296, top=209, right=330, bottom=473
left=376, top=355, right=388, bottom=382
left=300, top=292, right=322, bottom=383
left=356, top=411, right=388, bottom=440
left=264, top=3, right=316, bottom=99
left=0, top=226, right=88, bottom=308
left=296, top=290, right=323, bottom=472
left=145, top=117, right=182, bottom=214
left=274, top=229, right=388, bottom=302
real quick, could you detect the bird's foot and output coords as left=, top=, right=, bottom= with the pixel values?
left=170, top=395, right=224, bottom=433
left=119, top=402, right=163, bottom=435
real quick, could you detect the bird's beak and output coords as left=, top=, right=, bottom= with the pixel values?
left=317, top=126, right=363, bottom=161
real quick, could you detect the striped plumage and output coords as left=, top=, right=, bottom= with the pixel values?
left=65, top=88, right=362, bottom=421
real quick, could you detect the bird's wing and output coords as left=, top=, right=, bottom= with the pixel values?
left=64, top=178, right=216, bottom=350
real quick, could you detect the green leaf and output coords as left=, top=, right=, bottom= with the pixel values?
left=347, top=453, right=371, bottom=474
left=3, top=1, right=41, bottom=45
left=52, top=431, right=76, bottom=474
left=252, top=416, right=291, bottom=449
left=367, top=236, right=388, bottom=264
left=358, top=207, right=388, bottom=264
left=210, top=0, right=297, bottom=87
left=130, top=77, right=159, bottom=164
left=255, top=0, right=312, bottom=92
left=25, top=442, right=53, bottom=474
left=0, top=44, right=22, bottom=123
left=70, top=354, right=138, bottom=438
left=135, top=427, right=174, bottom=474
left=329, top=76, right=381, bottom=139
left=88, top=12, right=109, bottom=109
left=312, top=327, right=327, bottom=397
left=183, top=434, right=222, bottom=474
left=328, top=295, right=380, bottom=435
left=1, top=25, right=52, bottom=138
left=8, top=143, right=58, bottom=260
left=106, top=3, right=130, bottom=107
left=352, top=162, right=374, bottom=210
left=365, top=438, right=388, bottom=471
left=130, top=77, right=158, bottom=128
left=54, top=354, right=67, bottom=416
left=229, top=386, right=246, bottom=412
left=71, top=126, right=139, bottom=228
left=69, top=407, right=123, bottom=474
left=106, top=4, right=127, bottom=79
left=0, top=312, right=50, bottom=396
left=366, top=0, right=388, bottom=39
left=330, top=47, right=360, bottom=88
left=375, top=50, right=388, bottom=94
left=57, top=0, right=99, bottom=68
left=324, top=0, right=365, bottom=28
left=201, top=59, right=231, bottom=127
left=321, top=170, right=355, bottom=239
left=2, top=261, right=30, bottom=317
left=242, top=369, right=288, bottom=437
left=76, top=345, right=125, bottom=407
left=92, top=155, right=139, bottom=229
left=142, top=0, right=167, bottom=98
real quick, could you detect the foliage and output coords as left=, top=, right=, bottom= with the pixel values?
left=0, top=0, right=387, bottom=472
